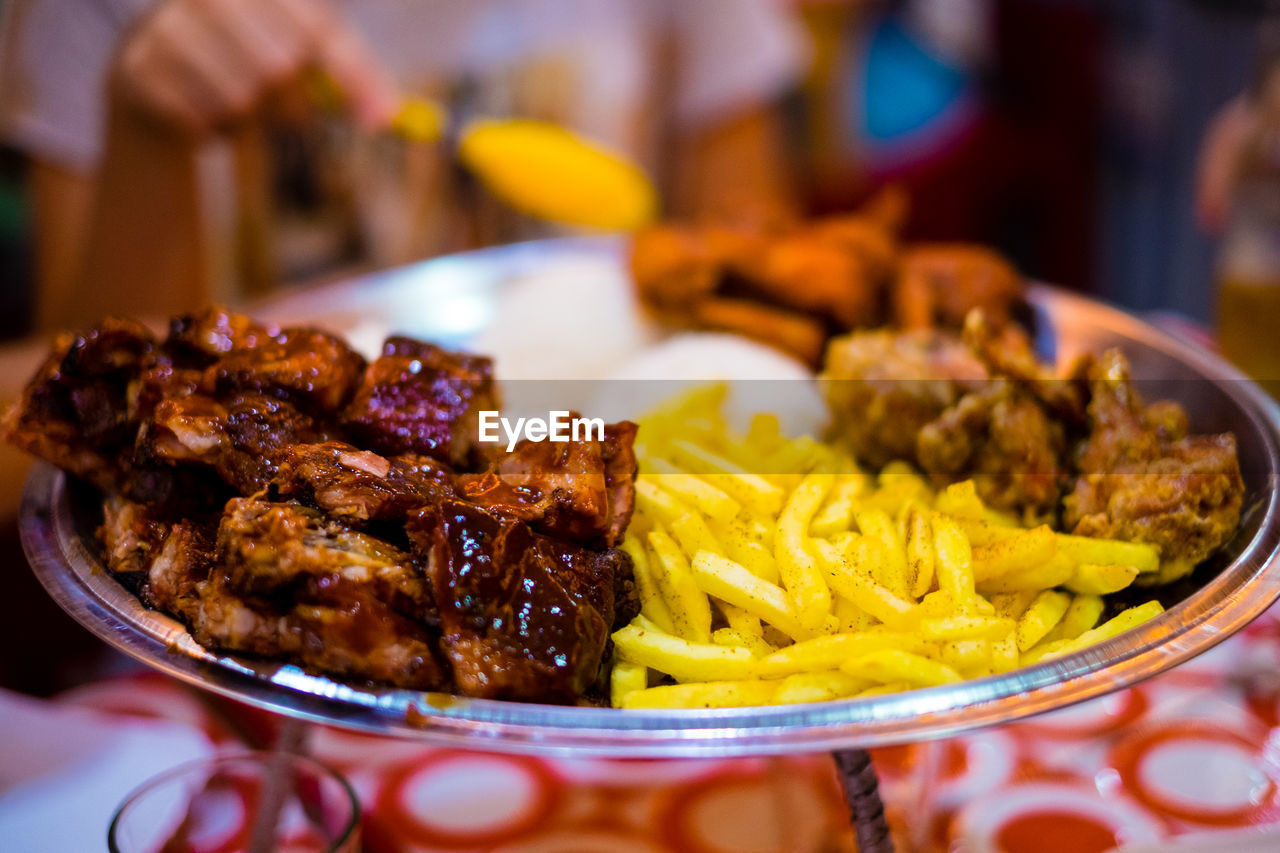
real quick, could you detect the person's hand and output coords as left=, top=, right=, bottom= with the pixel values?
left=109, top=0, right=398, bottom=137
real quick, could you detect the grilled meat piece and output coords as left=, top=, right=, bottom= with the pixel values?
left=4, top=318, right=156, bottom=491
left=408, top=500, right=629, bottom=702
left=138, top=392, right=330, bottom=494
left=163, top=307, right=367, bottom=413
left=164, top=307, right=284, bottom=365
left=342, top=337, right=497, bottom=467
left=460, top=420, right=638, bottom=548
left=217, top=498, right=432, bottom=619
left=271, top=441, right=457, bottom=523
left=1063, top=350, right=1245, bottom=582
left=209, top=327, right=366, bottom=414
left=193, top=567, right=448, bottom=690
left=823, top=329, right=989, bottom=470
left=100, top=494, right=173, bottom=599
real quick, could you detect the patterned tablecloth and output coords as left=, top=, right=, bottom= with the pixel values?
left=53, top=600, right=1280, bottom=853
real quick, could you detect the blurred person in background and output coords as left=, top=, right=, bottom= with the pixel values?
left=0, top=0, right=807, bottom=332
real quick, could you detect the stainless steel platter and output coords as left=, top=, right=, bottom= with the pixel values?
left=20, top=237, right=1280, bottom=757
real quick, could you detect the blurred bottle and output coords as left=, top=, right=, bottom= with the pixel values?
left=1215, top=46, right=1280, bottom=398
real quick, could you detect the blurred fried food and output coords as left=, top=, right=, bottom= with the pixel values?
left=629, top=190, right=1030, bottom=365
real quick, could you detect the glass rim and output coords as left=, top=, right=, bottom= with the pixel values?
left=106, top=750, right=359, bottom=853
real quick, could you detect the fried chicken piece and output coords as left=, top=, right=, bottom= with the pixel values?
left=1063, top=350, right=1245, bottom=582
left=690, top=296, right=828, bottom=366
left=459, top=420, right=638, bottom=548
left=961, top=311, right=1085, bottom=424
left=894, top=244, right=1027, bottom=331
left=822, top=329, right=989, bottom=469
left=137, top=392, right=331, bottom=494
left=629, top=223, right=758, bottom=315
left=917, top=382, right=1068, bottom=521
left=342, top=337, right=497, bottom=468
left=3, top=317, right=156, bottom=491
left=272, top=441, right=457, bottom=523
left=408, top=499, right=629, bottom=703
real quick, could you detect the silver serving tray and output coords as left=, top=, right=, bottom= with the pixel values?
left=19, top=238, right=1280, bottom=757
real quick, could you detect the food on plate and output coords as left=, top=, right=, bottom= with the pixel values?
left=629, top=191, right=1030, bottom=365
left=5, top=307, right=640, bottom=704
left=609, top=386, right=1166, bottom=710
left=821, top=314, right=1245, bottom=583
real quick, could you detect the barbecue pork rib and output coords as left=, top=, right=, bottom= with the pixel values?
left=408, top=499, right=631, bottom=703
left=342, top=337, right=497, bottom=468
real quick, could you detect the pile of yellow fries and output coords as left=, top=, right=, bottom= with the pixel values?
left=611, top=385, right=1165, bottom=710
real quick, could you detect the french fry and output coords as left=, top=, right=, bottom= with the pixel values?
left=918, top=616, right=1016, bottom=642
left=840, top=649, right=963, bottom=687
left=988, top=590, right=1038, bottom=621
left=1014, top=590, right=1071, bottom=651
left=646, top=458, right=741, bottom=523
left=620, top=680, right=778, bottom=709
left=635, top=480, right=691, bottom=528
left=834, top=594, right=876, bottom=633
left=1064, top=563, right=1140, bottom=595
left=971, top=525, right=1057, bottom=582
left=756, top=632, right=932, bottom=678
left=1022, top=600, right=1164, bottom=664
left=934, top=480, right=986, bottom=520
left=1056, top=534, right=1160, bottom=574
left=932, top=515, right=978, bottom=612
left=811, top=477, right=863, bottom=537
left=906, top=509, right=936, bottom=598
left=668, top=440, right=785, bottom=517
left=814, top=539, right=916, bottom=626
left=776, top=476, right=834, bottom=629
left=775, top=672, right=868, bottom=704
left=991, top=634, right=1020, bottom=672
left=1041, top=594, right=1105, bottom=644
left=691, top=551, right=808, bottom=640
left=717, top=601, right=764, bottom=638
left=610, top=660, right=649, bottom=707
left=716, top=519, right=781, bottom=585
left=647, top=529, right=713, bottom=642
left=671, top=512, right=726, bottom=561
left=613, top=622, right=757, bottom=682
left=711, top=627, right=774, bottom=658
left=622, top=534, right=677, bottom=635
left=856, top=509, right=911, bottom=599
left=976, top=553, right=1075, bottom=594
left=940, top=639, right=992, bottom=676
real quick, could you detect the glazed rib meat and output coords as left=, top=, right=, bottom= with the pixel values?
left=8, top=309, right=638, bottom=703
left=342, top=337, right=497, bottom=467
left=271, top=441, right=457, bottom=522
left=1063, top=350, right=1245, bottom=582
left=460, top=420, right=639, bottom=548
left=408, top=499, right=629, bottom=702
left=3, top=317, right=156, bottom=491
left=137, top=392, right=331, bottom=494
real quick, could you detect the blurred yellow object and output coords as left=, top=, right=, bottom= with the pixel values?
left=458, top=119, right=658, bottom=230
left=391, top=96, right=447, bottom=143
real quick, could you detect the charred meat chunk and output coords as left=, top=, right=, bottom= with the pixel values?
left=192, top=568, right=447, bottom=690
left=4, top=317, right=156, bottom=491
left=1063, top=350, right=1245, bottom=582
left=137, top=392, right=330, bottom=494
left=164, top=306, right=284, bottom=366
left=342, top=337, right=497, bottom=467
left=271, top=441, right=457, bottom=522
left=460, top=420, right=638, bottom=548
left=408, top=500, right=629, bottom=703
left=217, top=498, right=432, bottom=619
